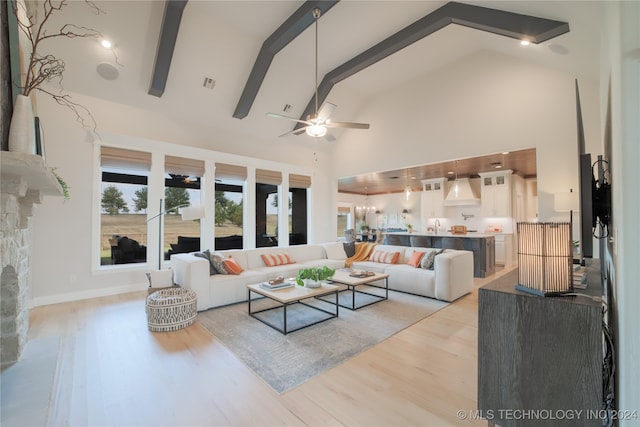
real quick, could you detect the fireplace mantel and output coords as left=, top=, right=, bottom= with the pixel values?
left=1, top=150, right=62, bottom=366
left=1, top=151, right=63, bottom=196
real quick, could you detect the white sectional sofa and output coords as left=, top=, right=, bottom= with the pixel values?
left=170, top=242, right=474, bottom=312
left=349, top=244, right=474, bottom=303
left=171, top=243, right=347, bottom=311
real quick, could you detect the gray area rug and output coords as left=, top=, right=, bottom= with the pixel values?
left=197, top=287, right=448, bottom=393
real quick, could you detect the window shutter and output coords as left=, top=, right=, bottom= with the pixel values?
left=255, top=169, right=282, bottom=185
left=165, top=156, right=205, bottom=177
left=101, top=147, right=151, bottom=171
left=289, top=173, right=311, bottom=189
left=215, top=163, right=247, bottom=181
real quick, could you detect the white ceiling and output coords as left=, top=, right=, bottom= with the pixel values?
left=40, top=0, right=604, bottom=147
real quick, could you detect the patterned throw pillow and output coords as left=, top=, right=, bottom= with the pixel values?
left=420, top=249, right=443, bottom=270
left=406, top=251, right=425, bottom=268
left=343, top=241, right=356, bottom=258
left=194, top=250, right=217, bottom=275
left=369, top=250, right=400, bottom=264
left=223, top=257, right=244, bottom=275
left=209, top=251, right=228, bottom=274
left=260, top=253, right=295, bottom=267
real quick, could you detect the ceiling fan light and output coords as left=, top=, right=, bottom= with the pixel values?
left=306, top=124, right=327, bottom=137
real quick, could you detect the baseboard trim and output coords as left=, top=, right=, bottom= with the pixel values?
left=31, top=282, right=148, bottom=307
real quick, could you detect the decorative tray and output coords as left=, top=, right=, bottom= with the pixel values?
left=349, top=271, right=375, bottom=278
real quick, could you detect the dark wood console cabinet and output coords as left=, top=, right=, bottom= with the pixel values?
left=478, top=268, right=603, bottom=426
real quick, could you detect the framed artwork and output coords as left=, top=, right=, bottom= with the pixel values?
left=389, top=213, right=398, bottom=225
left=34, top=116, right=45, bottom=159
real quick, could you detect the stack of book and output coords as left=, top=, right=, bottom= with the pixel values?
left=573, top=266, right=588, bottom=289
left=259, top=281, right=294, bottom=290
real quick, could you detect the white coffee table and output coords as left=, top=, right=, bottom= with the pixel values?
left=325, top=270, right=390, bottom=310
left=247, top=282, right=339, bottom=334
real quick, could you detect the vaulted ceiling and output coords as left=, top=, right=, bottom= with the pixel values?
left=28, top=0, right=603, bottom=196
left=41, top=0, right=603, bottom=150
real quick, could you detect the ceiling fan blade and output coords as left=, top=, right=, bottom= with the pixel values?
left=278, top=126, right=309, bottom=138
left=327, top=121, right=370, bottom=129
left=316, top=102, right=337, bottom=123
left=266, top=112, right=312, bottom=126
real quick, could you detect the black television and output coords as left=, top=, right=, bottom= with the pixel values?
left=576, top=80, right=611, bottom=261
left=575, top=80, right=593, bottom=260
left=578, top=152, right=593, bottom=259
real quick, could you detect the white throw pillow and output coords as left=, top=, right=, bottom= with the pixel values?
left=148, top=269, right=173, bottom=287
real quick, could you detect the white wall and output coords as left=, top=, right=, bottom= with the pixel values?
left=603, top=2, right=640, bottom=425
left=332, top=50, right=601, bottom=223
left=29, top=92, right=334, bottom=305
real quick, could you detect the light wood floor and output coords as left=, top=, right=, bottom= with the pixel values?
left=1, top=268, right=514, bottom=426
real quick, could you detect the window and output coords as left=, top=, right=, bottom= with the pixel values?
left=100, top=147, right=151, bottom=266
left=163, top=156, right=204, bottom=262
left=337, top=206, right=352, bottom=239
left=256, top=169, right=281, bottom=248
left=289, top=174, right=310, bottom=245
left=215, top=163, right=246, bottom=250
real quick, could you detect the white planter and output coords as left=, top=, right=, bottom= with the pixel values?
left=304, top=279, right=321, bottom=288
left=8, top=95, right=36, bottom=155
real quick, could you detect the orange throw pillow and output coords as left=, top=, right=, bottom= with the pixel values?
left=260, top=253, right=294, bottom=267
left=370, top=250, right=400, bottom=264
left=407, top=251, right=425, bottom=267
left=223, top=257, right=244, bottom=275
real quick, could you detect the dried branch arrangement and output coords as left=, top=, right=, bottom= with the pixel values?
left=13, top=0, right=106, bottom=129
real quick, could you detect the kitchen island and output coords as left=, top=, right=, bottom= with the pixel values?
left=383, top=232, right=495, bottom=278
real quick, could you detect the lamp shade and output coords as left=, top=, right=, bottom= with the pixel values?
left=181, top=205, right=205, bottom=221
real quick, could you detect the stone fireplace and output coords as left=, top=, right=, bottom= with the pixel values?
left=1, top=151, right=62, bottom=366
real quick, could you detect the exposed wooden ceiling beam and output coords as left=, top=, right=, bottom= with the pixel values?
left=148, top=0, right=188, bottom=97
left=294, top=1, right=569, bottom=131
left=233, top=0, right=339, bottom=119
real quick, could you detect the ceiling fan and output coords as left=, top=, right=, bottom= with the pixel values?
left=267, top=7, right=369, bottom=139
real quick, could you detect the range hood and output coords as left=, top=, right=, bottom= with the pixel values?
left=443, top=178, right=480, bottom=206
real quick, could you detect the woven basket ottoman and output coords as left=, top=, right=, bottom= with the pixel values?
left=145, top=288, right=197, bottom=332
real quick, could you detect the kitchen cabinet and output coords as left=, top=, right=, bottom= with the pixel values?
left=384, top=232, right=495, bottom=278
left=420, top=178, right=445, bottom=219
left=479, top=170, right=512, bottom=217
left=494, top=234, right=513, bottom=266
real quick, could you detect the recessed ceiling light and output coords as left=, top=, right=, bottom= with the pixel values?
left=520, top=40, right=530, bottom=46
left=101, top=39, right=113, bottom=49
left=502, top=151, right=510, bottom=155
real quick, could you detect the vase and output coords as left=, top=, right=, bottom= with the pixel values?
left=8, top=94, right=36, bottom=155
left=304, top=279, right=321, bottom=288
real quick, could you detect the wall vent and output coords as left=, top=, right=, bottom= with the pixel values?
left=202, top=76, right=215, bottom=90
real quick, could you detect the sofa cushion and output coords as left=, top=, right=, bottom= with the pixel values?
left=343, top=241, right=356, bottom=257
left=406, top=251, right=425, bottom=267
left=194, top=250, right=217, bottom=275
left=370, top=250, right=400, bottom=264
left=288, top=244, right=324, bottom=262
left=223, top=257, right=244, bottom=274
left=210, top=251, right=228, bottom=274
left=420, top=249, right=441, bottom=270
left=323, top=242, right=348, bottom=260
left=260, top=253, right=295, bottom=267
left=385, top=265, right=436, bottom=297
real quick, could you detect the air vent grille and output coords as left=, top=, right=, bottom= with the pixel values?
left=202, top=76, right=215, bottom=90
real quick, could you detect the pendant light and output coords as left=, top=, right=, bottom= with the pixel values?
left=404, top=170, right=412, bottom=200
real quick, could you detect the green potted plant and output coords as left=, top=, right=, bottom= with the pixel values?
left=295, top=266, right=335, bottom=288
